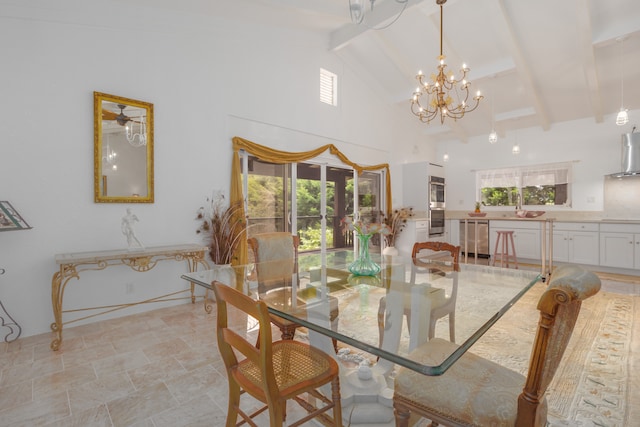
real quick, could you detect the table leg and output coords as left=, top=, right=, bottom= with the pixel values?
left=50, top=269, right=65, bottom=351
left=185, top=251, right=209, bottom=304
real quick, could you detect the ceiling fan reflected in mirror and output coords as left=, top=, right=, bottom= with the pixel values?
left=102, top=103, right=147, bottom=147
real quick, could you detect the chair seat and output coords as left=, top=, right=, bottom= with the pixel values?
left=235, top=339, right=339, bottom=399
left=395, top=338, right=547, bottom=427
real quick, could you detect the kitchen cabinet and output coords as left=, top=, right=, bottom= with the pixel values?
left=490, top=220, right=540, bottom=260
left=552, top=222, right=599, bottom=265
left=395, top=218, right=446, bottom=258
left=402, top=161, right=444, bottom=212
left=447, top=219, right=460, bottom=246
left=599, top=223, right=640, bottom=269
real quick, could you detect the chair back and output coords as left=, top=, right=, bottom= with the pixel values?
left=212, top=281, right=278, bottom=398
left=517, top=265, right=601, bottom=424
left=248, top=232, right=299, bottom=294
left=411, top=241, right=460, bottom=270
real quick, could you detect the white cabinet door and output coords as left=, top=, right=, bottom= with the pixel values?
left=552, top=231, right=570, bottom=263
left=635, top=235, right=640, bottom=269
left=402, top=162, right=428, bottom=211
left=599, top=232, right=634, bottom=269
left=490, top=226, right=540, bottom=261
left=449, top=219, right=460, bottom=246
left=570, top=231, right=599, bottom=265
left=513, top=229, right=540, bottom=260
left=553, top=230, right=599, bottom=265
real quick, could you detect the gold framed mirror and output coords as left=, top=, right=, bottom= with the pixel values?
left=94, top=92, right=154, bottom=203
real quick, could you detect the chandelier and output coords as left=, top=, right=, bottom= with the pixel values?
left=116, top=104, right=148, bottom=147
left=125, top=115, right=147, bottom=147
left=102, top=134, right=118, bottom=171
left=410, top=0, right=482, bottom=124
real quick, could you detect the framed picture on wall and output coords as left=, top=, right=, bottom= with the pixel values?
left=0, top=201, right=32, bottom=232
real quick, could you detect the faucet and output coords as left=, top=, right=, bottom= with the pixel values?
left=515, top=192, right=522, bottom=211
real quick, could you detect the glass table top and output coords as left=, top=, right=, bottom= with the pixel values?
left=182, top=251, right=541, bottom=375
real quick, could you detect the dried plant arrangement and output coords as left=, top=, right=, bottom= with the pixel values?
left=196, top=192, right=247, bottom=265
left=381, top=207, right=414, bottom=248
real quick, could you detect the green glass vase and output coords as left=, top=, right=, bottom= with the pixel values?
left=348, top=233, right=381, bottom=276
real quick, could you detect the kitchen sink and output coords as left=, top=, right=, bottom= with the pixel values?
left=515, top=210, right=545, bottom=218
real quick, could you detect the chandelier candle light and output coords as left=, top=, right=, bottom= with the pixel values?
left=411, top=0, right=482, bottom=124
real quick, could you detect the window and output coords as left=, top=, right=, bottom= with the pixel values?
left=320, top=68, right=337, bottom=106
left=477, top=162, right=572, bottom=207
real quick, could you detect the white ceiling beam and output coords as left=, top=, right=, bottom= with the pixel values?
left=495, top=107, right=536, bottom=122
left=575, top=0, right=603, bottom=123
left=329, top=0, right=426, bottom=51
left=497, top=0, right=550, bottom=131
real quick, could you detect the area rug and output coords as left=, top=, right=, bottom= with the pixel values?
left=457, top=280, right=638, bottom=427
left=328, top=277, right=639, bottom=426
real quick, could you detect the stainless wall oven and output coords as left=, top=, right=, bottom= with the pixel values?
left=429, top=208, right=445, bottom=236
left=428, top=175, right=445, bottom=236
left=429, top=175, right=445, bottom=209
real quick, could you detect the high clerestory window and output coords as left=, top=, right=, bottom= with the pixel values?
left=320, top=68, right=337, bottom=106
left=477, top=162, right=572, bottom=207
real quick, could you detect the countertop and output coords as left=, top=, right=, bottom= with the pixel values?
left=445, top=210, right=640, bottom=224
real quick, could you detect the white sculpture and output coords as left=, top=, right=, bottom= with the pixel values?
left=121, top=208, right=144, bottom=250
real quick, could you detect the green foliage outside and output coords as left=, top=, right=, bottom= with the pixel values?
left=481, top=186, right=561, bottom=206
left=246, top=165, right=381, bottom=252
left=298, top=226, right=334, bottom=251
left=481, top=187, right=518, bottom=207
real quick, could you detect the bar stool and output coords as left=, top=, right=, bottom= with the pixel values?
left=492, top=230, right=518, bottom=268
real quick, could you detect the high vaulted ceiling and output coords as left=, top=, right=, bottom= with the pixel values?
left=139, top=0, right=640, bottom=144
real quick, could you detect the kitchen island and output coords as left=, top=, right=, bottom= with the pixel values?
left=458, top=215, right=555, bottom=281
left=447, top=210, right=640, bottom=277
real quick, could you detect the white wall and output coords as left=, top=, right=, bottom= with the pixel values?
left=435, top=114, right=640, bottom=214
left=0, top=1, right=428, bottom=338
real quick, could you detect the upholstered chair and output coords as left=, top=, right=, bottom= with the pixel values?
left=393, top=264, right=601, bottom=427
left=248, top=232, right=301, bottom=341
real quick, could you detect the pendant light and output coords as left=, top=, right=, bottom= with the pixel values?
left=616, top=37, right=629, bottom=126
left=512, top=131, right=520, bottom=155
left=489, top=77, right=497, bottom=144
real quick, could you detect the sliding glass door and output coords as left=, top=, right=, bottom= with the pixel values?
left=241, top=153, right=384, bottom=253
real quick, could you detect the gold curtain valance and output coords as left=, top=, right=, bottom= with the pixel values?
left=230, top=136, right=392, bottom=265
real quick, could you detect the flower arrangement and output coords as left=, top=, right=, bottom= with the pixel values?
left=381, top=207, right=414, bottom=247
left=340, top=216, right=391, bottom=237
left=341, top=215, right=390, bottom=276
left=196, top=191, right=247, bottom=265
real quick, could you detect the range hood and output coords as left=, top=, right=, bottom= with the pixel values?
left=609, top=131, right=640, bottom=178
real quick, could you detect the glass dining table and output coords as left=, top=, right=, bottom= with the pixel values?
left=181, top=250, right=541, bottom=377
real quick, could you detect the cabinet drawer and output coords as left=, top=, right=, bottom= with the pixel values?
left=600, top=223, right=640, bottom=233
left=553, top=222, right=599, bottom=232
left=414, top=220, right=428, bottom=229
left=490, top=220, right=540, bottom=230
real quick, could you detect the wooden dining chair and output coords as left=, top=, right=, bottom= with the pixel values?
left=212, top=281, right=343, bottom=427
left=378, top=241, right=460, bottom=347
left=393, top=264, right=601, bottom=427
left=248, top=232, right=301, bottom=341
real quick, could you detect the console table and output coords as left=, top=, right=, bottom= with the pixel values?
left=51, top=244, right=209, bottom=350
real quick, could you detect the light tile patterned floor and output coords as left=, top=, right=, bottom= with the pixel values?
left=1, top=270, right=638, bottom=427
left=0, top=301, right=321, bottom=427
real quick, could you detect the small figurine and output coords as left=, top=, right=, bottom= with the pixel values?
left=121, top=208, right=144, bottom=250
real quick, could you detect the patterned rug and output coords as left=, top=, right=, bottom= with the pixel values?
left=465, top=280, right=638, bottom=427
left=329, top=277, right=639, bottom=427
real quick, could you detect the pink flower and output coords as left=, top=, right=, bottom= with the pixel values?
left=342, top=216, right=390, bottom=237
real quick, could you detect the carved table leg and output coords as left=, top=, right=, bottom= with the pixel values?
left=50, top=270, right=64, bottom=351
